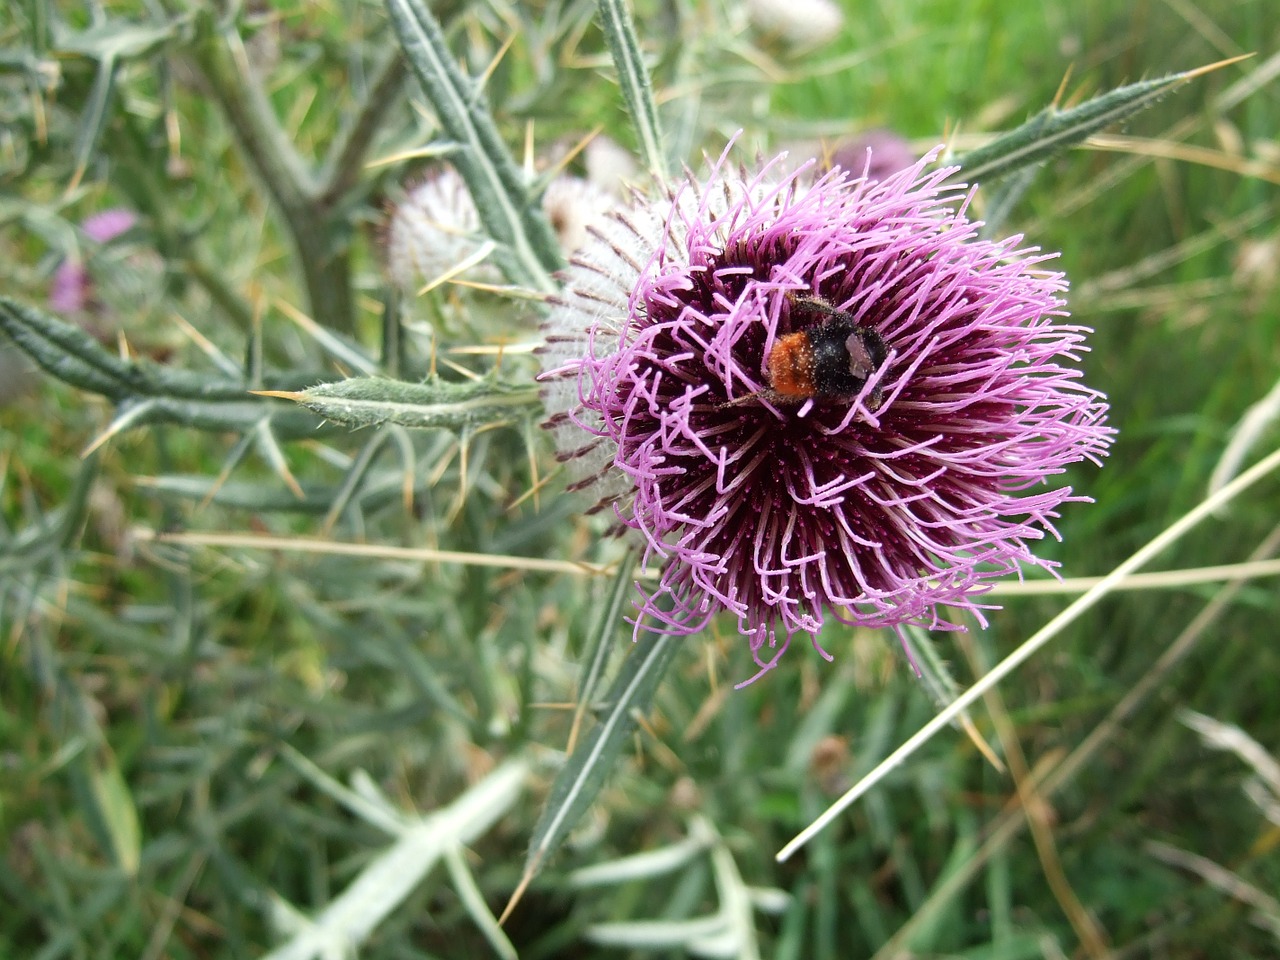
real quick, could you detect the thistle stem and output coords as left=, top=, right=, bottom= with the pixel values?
left=319, top=49, right=408, bottom=208
left=190, top=22, right=355, bottom=333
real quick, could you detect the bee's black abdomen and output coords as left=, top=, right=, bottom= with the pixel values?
left=807, top=317, right=887, bottom=396
left=761, top=295, right=891, bottom=405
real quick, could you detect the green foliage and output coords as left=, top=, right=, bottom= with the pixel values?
left=385, top=0, right=563, bottom=289
left=265, top=375, right=539, bottom=432
left=3, top=0, right=1280, bottom=957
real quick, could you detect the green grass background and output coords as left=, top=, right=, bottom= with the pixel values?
left=2, top=0, right=1279, bottom=956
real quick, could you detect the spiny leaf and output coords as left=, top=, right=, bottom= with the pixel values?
left=260, top=759, right=528, bottom=960
left=0, top=296, right=325, bottom=438
left=56, top=19, right=179, bottom=60
left=567, top=549, right=638, bottom=753
left=903, top=623, right=1004, bottom=773
left=384, top=0, right=562, bottom=289
left=136, top=474, right=407, bottom=513
left=594, top=0, right=667, bottom=181
left=952, top=57, right=1251, bottom=185
left=58, top=17, right=182, bottom=192
left=85, top=744, right=142, bottom=877
left=257, top=376, right=540, bottom=432
left=0, top=453, right=99, bottom=574
left=68, top=55, right=118, bottom=193
left=0, top=295, right=143, bottom=399
left=518, top=625, right=680, bottom=894
left=322, top=431, right=394, bottom=532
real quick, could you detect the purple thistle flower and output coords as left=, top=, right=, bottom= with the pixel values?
left=826, top=130, right=918, bottom=183
left=49, top=208, right=139, bottom=314
left=539, top=146, right=1112, bottom=683
left=81, top=209, right=137, bottom=244
left=49, top=260, right=92, bottom=313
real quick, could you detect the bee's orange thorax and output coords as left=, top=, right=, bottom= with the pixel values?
left=766, top=333, right=817, bottom=398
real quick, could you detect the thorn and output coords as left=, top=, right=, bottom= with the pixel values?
left=540, top=126, right=605, bottom=184
left=566, top=694, right=588, bottom=757
left=506, top=471, right=556, bottom=513
left=1052, top=64, right=1075, bottom=109
left=66, top=157, right=87, bottom=196
left=1180, top=52, right=1254, bottom=79
left=416, top=240, right=496, bottom=296
left=199, top=450, right=246, bottom=513
left=249, top=389, right=304, bottom=401
left=81, top=403, right=154, bottom=457
left=498, top=868, right=536, bottom=927
left=446, top=435, right=471, bottom=523
left=171, top=311, right=239, bottom=376
left=960, top=714, right=1006, bottom=774
left=438, top=355, right=482, bottom=381
left=81, top=427, right=119, bottom=459
left=279, top=467, right=305, bottom=501
left=478, top=31, right=518, bottom=93
left=443, top=279, right=551, bottom=301
left=523, top=119, right=536, bottom=179
left=365, top=142, right=460, bottom=170
left=447, top=341, right=541, bottom=355
left=401, top=466, right=414, bottom=520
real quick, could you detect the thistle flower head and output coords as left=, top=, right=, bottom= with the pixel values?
left=747, top=0, right=845, bottom=49
left=386, top=167, right=619, bottom=294
left=49, top=208, right=138, bottom=314
left=540, top=147, right=1112, bottom=682
left=542, top=176, right=620, bottom=259
left=385, top=168, right=491, bottom=294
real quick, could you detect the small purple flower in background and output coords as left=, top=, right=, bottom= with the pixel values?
left=82, top=209, right=139, bottom=244
left=826, top=130, right=918, bottom=183
left=49, top=209, right=138, bottom=314
left=48, top=259, right=93, bottom=314
left=540, top=146, right=1112, bottom=682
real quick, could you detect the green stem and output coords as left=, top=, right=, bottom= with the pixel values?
left=190, top=21, right=355, bottom=333
left=385, top=0, right=563, bottom=290
left=108, top=109, right=259, bottom=335
left=594, top=0, right=667, bottom=182
left=319, top=49, right=408, bottom=209
left=184, top=256, right=256, bottom=333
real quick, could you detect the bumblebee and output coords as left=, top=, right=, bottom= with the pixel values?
left=758, top=295, right=889, bottom=407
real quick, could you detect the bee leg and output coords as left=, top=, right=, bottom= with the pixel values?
left=787, top=294, right=842, bottom=321
left=725, top=388, right=767, bottom=407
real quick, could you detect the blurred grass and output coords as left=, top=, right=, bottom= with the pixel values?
left=3, top=0, right=1280, bottom=957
